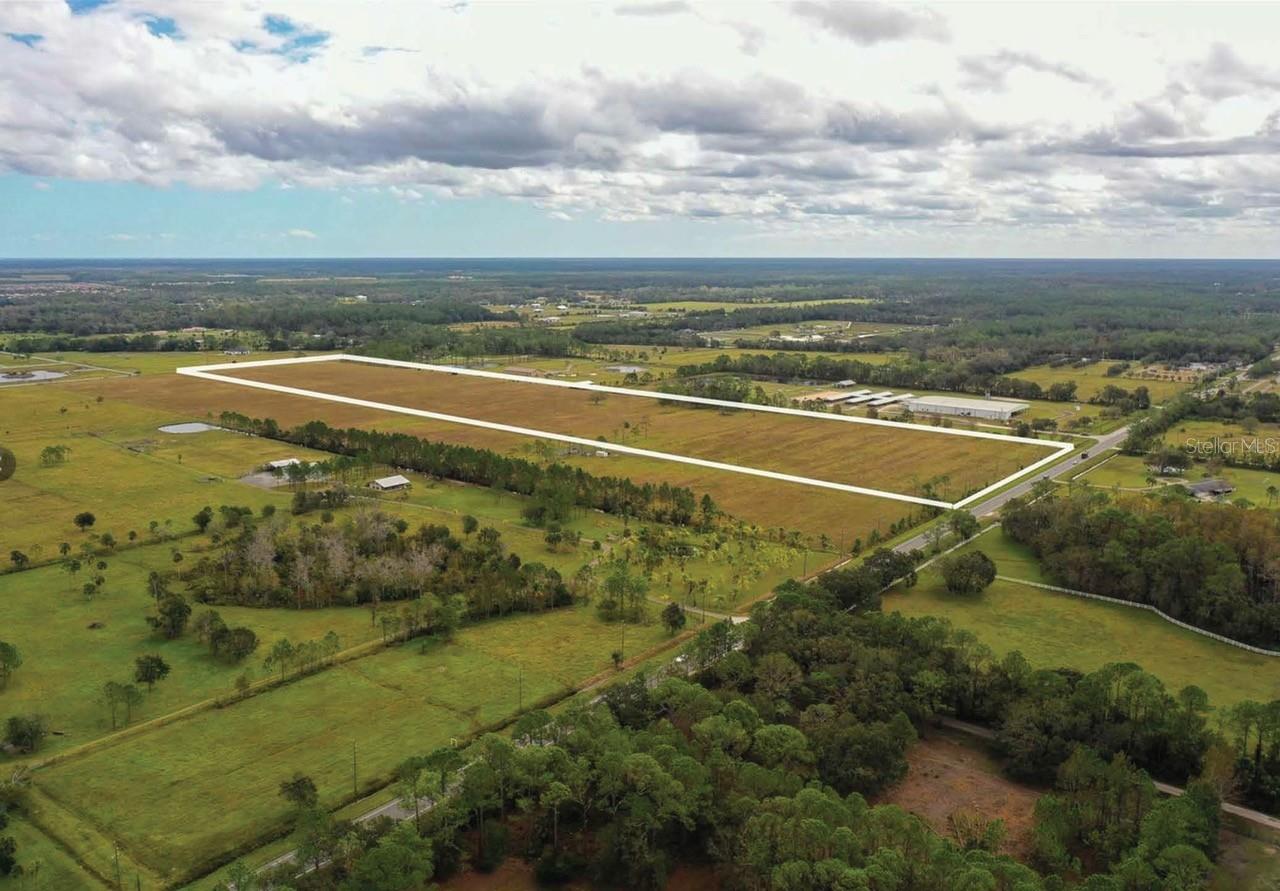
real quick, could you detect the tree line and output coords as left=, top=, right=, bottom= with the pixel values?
left=217, top=414, right=713, bottom=528
left=1002, top=489, right=1280, bottom=647
left=671, top=351, right=1082, bottom=402
left=221, top=582, right=1230, bottom=891
left=183, top=504, right=574, bottom=624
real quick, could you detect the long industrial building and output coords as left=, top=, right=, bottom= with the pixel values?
left=903, top=395, right=1029, bottom=421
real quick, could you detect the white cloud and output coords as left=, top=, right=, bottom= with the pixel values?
left=32, top=181, right=51, bottom=191
left=0, top=1, right=1278, bottom=250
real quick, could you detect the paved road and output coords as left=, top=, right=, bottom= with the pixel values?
left=938, top=718, right=1280, bottom=833
left=893, top=424, right=1132, bottom=554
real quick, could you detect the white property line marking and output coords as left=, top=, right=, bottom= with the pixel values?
left=177, top=354, right=1073, bottom=511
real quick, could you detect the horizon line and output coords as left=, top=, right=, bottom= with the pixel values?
left=3, top=256, right=1280, bottom=263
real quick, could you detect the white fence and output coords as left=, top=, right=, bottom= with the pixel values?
left=996, top=575, right=1280, bottom=657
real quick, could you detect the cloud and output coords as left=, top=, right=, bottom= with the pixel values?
left=791, top=1, right=948, bottom=46
left=960, top=51, right=1106, bottom=92
left=0, top=0, right=1278, bottom=250
left=1185, top=43, right=1280, bottom=99
left=106, top=233, right=138, bottom=241
left=615, top=1, right=689, bottom=16
left=32, top=181, right=51, bottom=191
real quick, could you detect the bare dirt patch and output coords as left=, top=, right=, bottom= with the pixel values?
left=881, top=730, right=1041, bottom=861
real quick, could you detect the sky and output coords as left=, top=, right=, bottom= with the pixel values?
left=2, top=1, right=1280, bottom=258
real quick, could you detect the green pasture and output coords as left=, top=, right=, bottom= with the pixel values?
left=0, top=380, right=342, bottom=556
left=889, top=530, right=1280, bottom=709
left=0, top=542, right=383, bottom=761
left=34, top=605, right=668, bottom=884
left=644, top=298, right=873, bottom=312
left=23, top=350, right=313, bottom=377
left=1078, top=453, right=1280, bottom=505
left=0, top=813, right=107, bottom=890
left=380, top=473, right=814, bottom=610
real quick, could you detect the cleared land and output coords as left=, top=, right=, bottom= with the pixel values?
left=887, top=531, right=1280, bottom=708
left=881, top=731, right=1040, bottom=860
left=75, top=364, right=920, bottom=543
left=217, top=358, right=1053, bottom=504
left=0, top=381, right=331, bottom=557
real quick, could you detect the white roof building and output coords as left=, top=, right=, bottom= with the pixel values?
left=370, top=474, right=412, bottom=491
left=267, top=458, right=301, bottom=470
left=904, top=395, right=1030, bottom=421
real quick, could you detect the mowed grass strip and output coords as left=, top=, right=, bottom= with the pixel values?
left=35, top=606, right=670, bottom=882
left=888, top=531, right=1280, bottom=708
left=0, top=813, right=110, bottom=890
left=223, top=359, right=1049, bottom=501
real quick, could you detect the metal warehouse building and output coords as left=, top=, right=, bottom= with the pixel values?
left=903, top=395, right=1029, bottom=421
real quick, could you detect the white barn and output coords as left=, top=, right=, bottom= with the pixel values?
left=903, top=395, right=1029, bottom=421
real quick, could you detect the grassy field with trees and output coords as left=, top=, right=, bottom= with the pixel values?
left=887, top=530, right=1280, bottom=708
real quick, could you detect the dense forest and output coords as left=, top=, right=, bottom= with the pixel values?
left=184, top=505, right=573, bottom=622
left=5, top=260, right=1280, bottom=373
left=672, top=351, right=1078, bottom=402
left=1002, top=490, right=1280, bottom=647
left=231, top=583, right=1234, bottom=890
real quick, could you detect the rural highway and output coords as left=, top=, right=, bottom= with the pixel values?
left=893, top=424, right=1132, bottom=554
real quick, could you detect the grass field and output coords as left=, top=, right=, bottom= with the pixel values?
left=887, top=530, right=1280, bottom=708
left=34, top=605, right=673, bottom=884
left=0, top=813, right=107, bottom=889
left=708, top=319, right=910, bottom=341
left=25, top=350, right=312, bottom=376
left=1165, top=418, right=1280, bottom=460
left=643, top=298, right=874, bottom=312
left=393, top=476, right=815, bottom=610
left=85, top=364, right=974, bottom=542
left=1009, top=361, right=1193, bottom=403
left=0, top=380, right=330, bottom=557
left=221, top=359, right=1051, bottom=503
left=1078, top=453, right=1280, bottom=505
left=0, top=541, right=386, bottom=761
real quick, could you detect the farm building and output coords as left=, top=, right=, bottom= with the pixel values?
left=802, top=390, right=858, bottom=404
left=369, top=474, right=412, bottom=491
left=1185, top=479, right=1234, bottom=499
left=904, top=395, right=1029, bottom=421
left=267, top=458, right=301, bottom=470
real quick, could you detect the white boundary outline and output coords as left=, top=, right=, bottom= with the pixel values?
left=177, top=353, right=1073, bottom=510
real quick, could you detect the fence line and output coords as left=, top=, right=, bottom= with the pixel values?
left=995, top=575, right=1280, bottom=657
